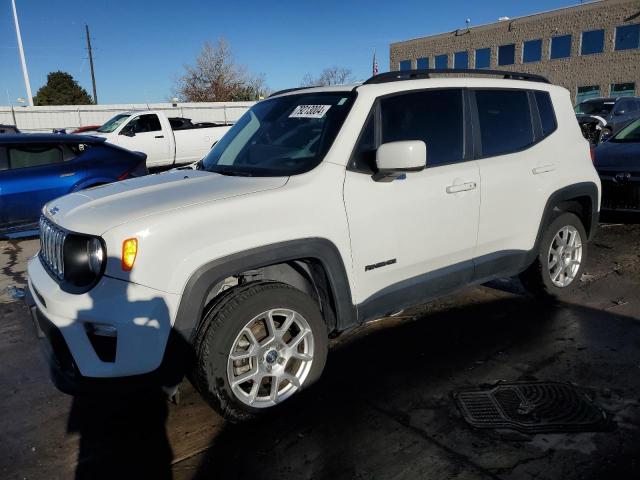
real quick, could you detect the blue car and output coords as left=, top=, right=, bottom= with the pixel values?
left=0, top=134, right=147, bottom=237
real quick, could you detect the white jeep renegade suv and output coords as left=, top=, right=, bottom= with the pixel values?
left=27, top=69, right=600, bottom=420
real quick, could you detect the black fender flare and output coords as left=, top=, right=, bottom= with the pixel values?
left=524, top=181, right=599, bottom=269
left=173, top=238, right=356, bottom=342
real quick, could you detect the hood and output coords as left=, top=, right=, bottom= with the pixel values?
left=594, top=141, right=640, bottom=172
left=43, top=169, right=288, bottom=234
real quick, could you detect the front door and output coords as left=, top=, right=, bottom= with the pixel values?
left=116, top=113, right=171, bottom=168
left=343, top=88, right=480, bottom=321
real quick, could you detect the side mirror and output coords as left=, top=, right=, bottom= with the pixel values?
left=120, top=126, right=135, bottom=137
left=373, top=140, right=426, bottom=182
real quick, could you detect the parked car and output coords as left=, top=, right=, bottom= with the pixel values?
left=27, top=69, right=600, bottom=421
left=0, top=124, right=20, bottom=134
left=87, top=111, right=232, bottom=168
left=0, top=134, right=147, bottom=237
left=593, top=117, right=640, bottom=214
left=71, top=125, right=101, bottom=134
left=575, top=96, right=640, bottom=144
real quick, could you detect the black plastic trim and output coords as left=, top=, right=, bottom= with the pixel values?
left=173, top=238, right=357, bottom=341
left=363, top=68, right=550, bottom=85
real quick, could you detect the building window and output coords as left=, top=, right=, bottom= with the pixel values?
left=417, top=57, right=429, bottom=69
left=550, top=34, right=572, bottom=59
left=498, top=44, right=515, bottom=65
left=399, top=60, right=412, bottom=71
left=576, top=85, right=601, bottom=104
left=454, top=51, right=469, bottom=68
left=523, top=39, right=542, bottom=63
left=435, top=54, right=448, bottom=69
left=615, top=24, right=640, bottom=51
left=581, top=29, right=604, bottom=55
left=475, top=48, right=491, bottom=68
left=611, top=82, right=636, bottom=97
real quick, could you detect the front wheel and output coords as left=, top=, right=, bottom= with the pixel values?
left=520, top=212, right=588, bottom=299
left=193, top=281, right=328, bottom=422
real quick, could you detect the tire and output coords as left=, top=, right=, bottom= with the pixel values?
left=520, top=212, right=588, bottom=299
left=192, top=281, right=328, bottom=422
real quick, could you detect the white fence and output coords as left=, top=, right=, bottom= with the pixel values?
left=0, top=102, right=255, bottom=132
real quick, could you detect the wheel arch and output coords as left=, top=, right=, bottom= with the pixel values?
left=531, top=181, right=599, bottom=263
left=173, top=238, right=356, bottom=343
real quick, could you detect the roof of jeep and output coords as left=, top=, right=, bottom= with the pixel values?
left=270, top=76, right=562, bottom=99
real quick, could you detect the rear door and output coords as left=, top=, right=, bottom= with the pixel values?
left=471, top=88, right=556, bottom=279
left=0, top=143, right=80, bottom=229
left=343, top=88, right=481, bottom=318
left=116, top=114, right=171, bottom=168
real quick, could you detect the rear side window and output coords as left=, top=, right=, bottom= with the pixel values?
left=7, top=145, right=63, bottom=169
left=475, top=90, right=534, bottom=157
left=534, top=91, right=557, bottom=137
left=380, top=89, right=464, bottom=167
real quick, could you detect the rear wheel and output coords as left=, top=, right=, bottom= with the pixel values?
left=520, top=212, right=587, bottom=299
left=193, top=281, right=328, bottom=421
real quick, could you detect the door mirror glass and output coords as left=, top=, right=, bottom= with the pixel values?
left=373, top=140, right=426, bottom=182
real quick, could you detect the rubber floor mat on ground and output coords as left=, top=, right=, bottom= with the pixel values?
left=453, top=381, right=613, bottom=434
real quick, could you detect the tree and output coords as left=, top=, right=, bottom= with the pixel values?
left=300, top=67, right=354, bottom=87
left=175, top=39, right=268, bottom=102
left=34, top=71, right=93, bottom=106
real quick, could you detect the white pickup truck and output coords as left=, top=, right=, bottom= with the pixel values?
left=88, top=111, right=232, bottom=168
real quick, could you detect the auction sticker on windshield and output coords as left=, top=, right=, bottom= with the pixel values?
left=289, top=105, right=331, bottom=118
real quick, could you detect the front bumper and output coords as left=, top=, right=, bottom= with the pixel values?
left=27, top=255, right=182, bottom=386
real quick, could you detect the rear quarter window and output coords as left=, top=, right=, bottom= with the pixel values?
left=534, top=91, right=557, bottom=137
left=475, top=89, right=534, bottom=157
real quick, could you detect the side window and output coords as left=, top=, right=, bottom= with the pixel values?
left=0, top=147, right=8, bottom=171
left=130, top=114, right=162, bottom=133
left=350, top=114, right=376, bottom=172
left=380, top=89, right=464, bottom=167
left=534, top=91, right=557, bottom=137
left=475, top=90, right=534, bottom=157
left=7, top=145, right=63, bottom=169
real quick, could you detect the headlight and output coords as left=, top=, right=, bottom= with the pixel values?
left=87, top=237, right=105, bottom=274
left=62, top=234, right=106, bottom=292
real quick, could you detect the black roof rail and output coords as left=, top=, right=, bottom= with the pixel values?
left=268, top=85, right=321, bottom=98
left=363, top=68, right=550, bottom=85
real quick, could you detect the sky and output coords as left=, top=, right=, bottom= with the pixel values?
left=0, top=0, right=585, bottom=105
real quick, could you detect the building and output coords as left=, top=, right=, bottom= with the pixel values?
left=390, top=0, right=640, bottom=104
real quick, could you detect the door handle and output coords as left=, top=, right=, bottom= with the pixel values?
left=155, top=135, right=164, bottom=139
left=446, top=181, right=477, bottom=194
left=532, top=164, right=555, bottom=175
left=59, top=172, right=75, bottom=178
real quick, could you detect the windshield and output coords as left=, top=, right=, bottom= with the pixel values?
left=610, top=118, right=640, bottom=143
left=97, top=114, right=130, bottom=133
left=201, top=92, right=355, bottom=176
left=574, top=100, right=615, bottom=115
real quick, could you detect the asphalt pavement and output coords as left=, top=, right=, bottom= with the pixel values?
left=0, top=223, right=639, bottom=480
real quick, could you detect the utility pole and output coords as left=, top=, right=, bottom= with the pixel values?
left=85, top=24, right=98, bottom=104
left=11, top=0, right=33, bottom=106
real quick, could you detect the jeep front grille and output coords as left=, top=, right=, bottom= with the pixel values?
left=39, top=216, right=67, bottom=280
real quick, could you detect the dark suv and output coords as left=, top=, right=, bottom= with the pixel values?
left=575, top=96, right=640, bottom=143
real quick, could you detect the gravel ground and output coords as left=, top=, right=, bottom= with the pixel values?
left=0, top=224, right=639, bottom=480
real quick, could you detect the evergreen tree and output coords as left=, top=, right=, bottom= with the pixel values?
left=34, top=71, right=93, bottom=106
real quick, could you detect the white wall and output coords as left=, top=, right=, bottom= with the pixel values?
left=0, top=102, right=254, bottom=132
